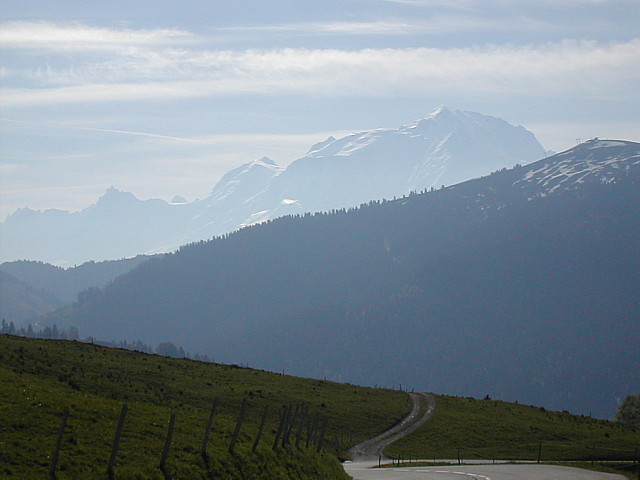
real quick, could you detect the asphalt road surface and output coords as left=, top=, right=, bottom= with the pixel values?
left=343, top=394, right=627, bottom=479
left=343, top=461, right=627, bottom=479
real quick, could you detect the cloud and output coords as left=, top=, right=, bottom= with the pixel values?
left=0, top=118, right=214, bottom=144
left=211, top=9, right=629, bottom=40
left=0, top=21, right=194, bottom=51
left=2, top=40, right=638, bottom=107
left=380, top=0, right=475, bottom=7
left=384, top=0, right=628, bottom=6
left=214, top=20, right=440, bottom=37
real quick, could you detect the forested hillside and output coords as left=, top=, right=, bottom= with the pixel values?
left=45, top=140, right=640, bottom=418
left=0, top=256, right=153, bottom=325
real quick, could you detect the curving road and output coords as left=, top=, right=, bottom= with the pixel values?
left=343, top=461, right=627, bottom=479
left=343, top=393, right=626, bottom=479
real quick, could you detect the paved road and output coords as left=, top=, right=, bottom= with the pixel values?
left=342, top=393, right=626, bottom=479
left=343, top=461, right=627, bottom=479
left=349, top=393, right=436, bottom=460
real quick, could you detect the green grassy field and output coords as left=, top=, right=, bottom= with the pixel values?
left=2, top=335, right=639, bottom=479
left=385, top=394, right=639, bottom=475
left=0, top=335, right=409, bottom=479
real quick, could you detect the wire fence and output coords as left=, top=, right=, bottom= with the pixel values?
left=384, top=442, right=640, bottom=476
left=386, top=442, right=639, bottom=462
left=46, top=397, right=330, bottom=480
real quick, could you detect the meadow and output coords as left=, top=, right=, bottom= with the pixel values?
left=2, top=335, right=638, bottom=479
left=0, top=335, right=408, bottom=479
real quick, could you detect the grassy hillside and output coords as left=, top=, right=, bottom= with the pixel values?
left=386, top=394, right=640, bottom=462
left=3, top=335, right=638, bottom=479
left=0, top=335, right=409, bottom=479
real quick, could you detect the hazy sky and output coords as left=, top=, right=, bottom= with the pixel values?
left=1, top=0, right=638, bottom=220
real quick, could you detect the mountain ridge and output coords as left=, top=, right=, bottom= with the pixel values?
left=1, top=107, right=544, bottom=265
left=42, top=139, right=640, bottom=418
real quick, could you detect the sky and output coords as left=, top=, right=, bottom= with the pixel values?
left=1, top=0, right=639, bottom=220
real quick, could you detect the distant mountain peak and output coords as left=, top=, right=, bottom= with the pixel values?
left=550, top=138, right=637, bottom=159
left=0, top=108, right=548, bottom=265
left=220, top=157, right=282, bottom=177
left=429, top=104, right=451, bottom=117
left=307, top=136, right=337, bottom=154
left=170, top=195, right=188, bottom=204
left=99, top=186, right=136, bottom=200
left=104, top=186, right=125, bottom=195
left=585, top=138, right=632, bottom=149
left=404, top=106, right=468, bottom=132
left=254, top=156, right=280, bottom=168
left=207, top=156, right=283, bottom=205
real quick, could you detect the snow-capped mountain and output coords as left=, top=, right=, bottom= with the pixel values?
left=515, top=139, right=638, bottom=193
left=1, top=107, right=544, bottom=265
left=239, top=106, right=543, bottom=219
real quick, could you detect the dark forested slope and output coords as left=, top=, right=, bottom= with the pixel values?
left=0, top=255, right=153, bottom=325
left=0, top=270, right=64, bottom=324
left=47, top=140, right=640, bottom=418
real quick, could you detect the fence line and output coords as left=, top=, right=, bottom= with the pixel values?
left=384, top=442, right=640, bottom=466
left=46, top=397, right=331, bottom=478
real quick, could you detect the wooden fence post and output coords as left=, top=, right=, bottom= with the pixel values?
left=280, top=405, right=295, bottom=448
left=49, top=408, right=70, bottom=479
left=159, top=413, right=176, bottom=475
left=537, top=442, right=542, bottom=463
left=273, top=405, right=289, bottom=450
left=229, top=398, right=248, bottom=454
left=295, top=404, right=308, bottom=448
left=107, top=403, right=128, bottom=479
left=306, top=412, right=319, bottom=448
left=252, top=405, right=269, bottom=453
left=283, top=404, right=299, bottom=447
left=201, top=397, right=219, bottom=458
left=316, top=416, right=329, bottom=453
left=280, top=404, right=291, bottom=448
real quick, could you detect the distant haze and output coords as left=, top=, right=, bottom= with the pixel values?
left=0, top=108, right=544, bottom=265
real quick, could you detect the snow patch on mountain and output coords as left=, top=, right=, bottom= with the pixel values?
left=517, top=139, right=639, bottom=192
left=239, top=210, right=272, bottom=228
left=307, top=136, right=336, bottom=154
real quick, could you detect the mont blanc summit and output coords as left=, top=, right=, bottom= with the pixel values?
left=265, top=106, right=543, bottom=214
left=1, top=108, right=544, bottom=265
